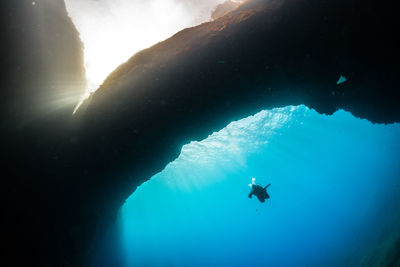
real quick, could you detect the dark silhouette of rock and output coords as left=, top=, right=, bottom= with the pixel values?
left=1, top=0, right=400, bottom=266
left=1, top=0, right=86, bottom=266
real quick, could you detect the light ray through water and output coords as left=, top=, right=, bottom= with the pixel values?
left=93, top=105, right=400, bottom=266
left=64, top=0, right=240, bottom=95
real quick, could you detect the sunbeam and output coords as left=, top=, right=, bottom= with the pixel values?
left=65, top=0, right=241, bottom=96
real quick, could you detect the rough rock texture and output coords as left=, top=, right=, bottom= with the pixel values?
left=78, top=0, right=399, bottom=265
left=2, top=0, right=399, bottom=266
left=211, top=0, right=241, bottom=20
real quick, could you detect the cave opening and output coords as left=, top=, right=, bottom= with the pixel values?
left=3, top=0, right=400, bottom=266
left=92, top=105, right=400, bottom=266
left=64, top=0, right=239, bottom=96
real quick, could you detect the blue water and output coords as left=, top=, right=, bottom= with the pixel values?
left=95, top=105, right=400, bottom=267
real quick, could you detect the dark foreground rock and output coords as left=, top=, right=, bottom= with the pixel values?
left=1, top=0, right=399, bottom=266
left=1, top=0, right=86, bottom=266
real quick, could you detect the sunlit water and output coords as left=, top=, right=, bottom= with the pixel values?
left=93, top=105, right=400, bottom=267
left=65, top=0, right=232, bottom=92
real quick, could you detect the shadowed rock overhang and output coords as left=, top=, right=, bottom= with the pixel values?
left=74, top=1, right=400, bottom=263
left=2, top=0, right=399, bottom=266
left=76, top=0, right=400, bottom=207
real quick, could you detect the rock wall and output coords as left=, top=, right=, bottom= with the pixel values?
left=1, top=0, right=86, bottom=266
left=211, top=0, right=240, bottom=20
left=78, top=0, right=400, bottom=263
left=1, top=0, right=399, bottom=266
left=77, top=0, right=399, bottom=265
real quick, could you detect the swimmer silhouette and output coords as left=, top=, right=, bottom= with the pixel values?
left=248, top=178, right=270, bottom=203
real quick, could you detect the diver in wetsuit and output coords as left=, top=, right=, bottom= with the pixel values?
left=248, top=183, right=271, bottom=203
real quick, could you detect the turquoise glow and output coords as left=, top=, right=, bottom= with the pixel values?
left=337, top=75, right=347, bottom=85
left=96, top=105, right=400, bottom=266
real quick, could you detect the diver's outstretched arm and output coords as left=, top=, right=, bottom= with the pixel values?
left=264, top=184, right=271, bottom=189
left=248, top=192, right=253, bottom=198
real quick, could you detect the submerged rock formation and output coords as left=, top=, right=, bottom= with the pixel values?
left=2, top=0, right=86, bottom=122
left=2, top=0, right=399, bottom=266
left=78, top=0, right=399, bottom=265
left=211, top=1, right=241, bottom=20
left=1, top=0, right=86, bottom=266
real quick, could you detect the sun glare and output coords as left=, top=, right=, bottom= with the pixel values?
left=65, top=0, right=235, bottom=96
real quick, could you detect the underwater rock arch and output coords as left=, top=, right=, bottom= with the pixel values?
left=2, top=0, right=399, bottom=266
left=75, top=0, right=399, bottom=264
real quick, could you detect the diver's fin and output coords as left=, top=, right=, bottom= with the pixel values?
left=264, top=184, right=271, bottom=189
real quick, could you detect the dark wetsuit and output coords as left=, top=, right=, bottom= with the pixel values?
left=248, top=184, right=270, bottom=203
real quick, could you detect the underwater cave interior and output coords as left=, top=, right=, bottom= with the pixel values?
left=92, top=105, right=400, bottom=267
left=3, top=0, right=400, bottom=266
